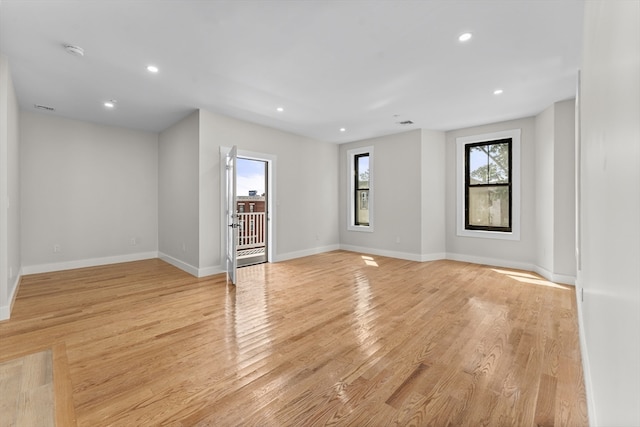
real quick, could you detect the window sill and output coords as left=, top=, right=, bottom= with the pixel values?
left=347, top=225, right=374, bottom=233
left=456, top=228, right=520, bottom=241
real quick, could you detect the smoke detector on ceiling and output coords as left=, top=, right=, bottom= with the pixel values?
left=64, top=44, right=84, bottom=57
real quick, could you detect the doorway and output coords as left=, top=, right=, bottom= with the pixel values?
left=221, top=147, right=276, bottom=284
left=236, top=157, right=268, bottom=267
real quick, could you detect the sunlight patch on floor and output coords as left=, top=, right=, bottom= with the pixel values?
left=0, top=350, right=54, bottom=427
left=361, top=255, right=378, bottom=267
left=491, top=268, right=572, bottom=290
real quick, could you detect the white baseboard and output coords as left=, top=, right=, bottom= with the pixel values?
left=157, top=253, right=224, bottom=278
left=0, top=272, right=19, bottom=320
left=21, top=251, right=159, bottom=276
left=158, top=252, right=199, bottom=277
left=420, top=252, right=447, bottom=262
left=575, top=274, right=596, bottom=426
left=0, top=305, right=9, bottom=321
left=445, top=252, right=535, bottom=272
left=275, top=244, right=340, bottom=263
left=339, top=244, right=444, bottom=263
left=534, top=265, right=576, bottom=285
left=197, top=265, right=225, bottom=278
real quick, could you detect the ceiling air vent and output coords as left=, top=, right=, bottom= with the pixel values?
left=34, top=104, right=55, bottom=112
left=64, top=44, right=85, bottom=57
left=398, top=120, right=414, bottom=125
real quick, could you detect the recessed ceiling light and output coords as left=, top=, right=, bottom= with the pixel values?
left=146, top=65, right=159, bottom=73
left=458, top=32, right=472, bottom=42
left=493, top=89, right=504, bottom=95
left=104, top=100, right=117, bottom=108
left=340, top=128, right=346, bottom=132
left=276, top=107, right=284, bottom=112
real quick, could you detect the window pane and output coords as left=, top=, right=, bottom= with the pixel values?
left=357, top=155, right=369, bottom=189
left=356, top=189, right=369, bottom=225
left=487, top=143, right=509, bottom=184
left=469, top=146, right=488, bottom=184
left=468, top=186, right=510, bottom=228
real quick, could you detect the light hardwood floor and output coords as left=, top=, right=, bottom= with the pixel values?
left=0, top=251, right=588, bottom=426
left=0, top=349, right=54, bottom=427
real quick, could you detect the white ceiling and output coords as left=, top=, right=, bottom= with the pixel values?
left=0, top=0, right=584, bottom=143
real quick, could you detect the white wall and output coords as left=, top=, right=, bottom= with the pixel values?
left=0, top=54, right=20, bottom=320
left=578, top=1, right=640, bottom=425
left=158, top=111, right=200, bottom=273
left=534, top=99, right=576, bottom=283
left=20, top=112, right=158, bottom=273
left=420, top=129, right=446, bottom=259
left=199, top=109, right=339, bottom=270
left=445, top=117, right=537, bottom=269
left=535, top=104, right=555, bottom=273
left=339, top=129, right=443, bottom=261
left=552, top=99, right=576, bottom=279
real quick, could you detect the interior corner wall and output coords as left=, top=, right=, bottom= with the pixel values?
left=20, top=112, right=159, bottom=273
left=420, top=129, right=446, bottom=260
left=198, top=109, right=339, bottom=270
left=444, top=117, right=537, bottom=269
left=534, top=103, right=555, bottom=274
left=579, top=0, right=640, bottom=425
left=552, top=99, right=576, bottom=279
left=0, top=54, right=20, bottom=320
left=534, top=100, right=577, bottom=284
left=338, top=130, right=424, bottom=260
left=158, top=111, right=200, bottom=273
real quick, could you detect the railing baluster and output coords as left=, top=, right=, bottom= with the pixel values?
left=236, top=212, right=266, bottom=250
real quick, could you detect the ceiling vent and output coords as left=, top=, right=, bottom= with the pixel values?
left=34, top=104, right=55, bottom=112
left=397, top=120, right=414, bottom=125
left=64, top=44, right=84, bottom=57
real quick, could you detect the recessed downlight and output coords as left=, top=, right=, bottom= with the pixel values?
left=276, top=107, right=284, bottom=112
left=340, top=127, right=346, bottom=132
left=104, top=100, right=117, bottom=108
left=146, top=65, right=159, bottom=73
left=458, top=32, right=472, bottom=42
left=493, top=89, right=504, bottom=95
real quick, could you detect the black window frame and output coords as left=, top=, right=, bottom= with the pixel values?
left=354, top=152, right=370, bottom=226
left=464, top=138, right=513, bottom=232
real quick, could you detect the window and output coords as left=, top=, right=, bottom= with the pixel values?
left=355, top=153, right=370, bottom=225
left=347, top=146, right=374, bottom=232
left=465, top=139, right=512, bottom=232
left=457, top=129, right=521, bottom=240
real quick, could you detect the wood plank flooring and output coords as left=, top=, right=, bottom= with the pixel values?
left=0, top=251, right=588, bottom=426
left=0, top=350, right=54, bottom=427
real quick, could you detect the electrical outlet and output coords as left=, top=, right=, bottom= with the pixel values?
left=53, top=244, right=61, bottom=253
left=130, top=237, right=137, bottom=246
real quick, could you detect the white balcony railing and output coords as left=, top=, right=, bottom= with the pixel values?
left=237, top=212, right=266, bottom=250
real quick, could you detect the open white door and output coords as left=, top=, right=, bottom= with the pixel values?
left=225, top=146, right=238, bottom=284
